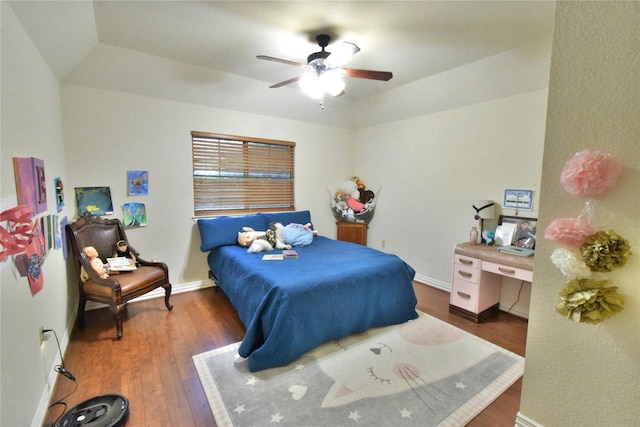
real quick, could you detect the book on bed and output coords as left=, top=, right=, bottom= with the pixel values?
left=282, top=249, right=299, bottom=258
left=262, top=254, right=284, bottom=261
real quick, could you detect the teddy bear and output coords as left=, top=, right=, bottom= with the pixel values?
left=358, top=189, right=375, bottom=204
left=238, top=222, right=291, bottom=253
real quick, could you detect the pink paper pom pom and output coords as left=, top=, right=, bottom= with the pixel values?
left=544, top=217, right=595, bottom=247
left=560, top=149, right=622, bottom=198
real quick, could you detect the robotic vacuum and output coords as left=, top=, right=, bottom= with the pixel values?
left=54, top=394, right=129, bottom=427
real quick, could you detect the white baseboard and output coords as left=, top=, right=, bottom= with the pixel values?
left=414, top=273, right=450, bottom=292
left=86, top=278, right=216, bottom=310
left=32, top=278, right=216, bottom=427
left=31, top=329, right=70, bottom=427
left=515, top=412, right=544, bottom=427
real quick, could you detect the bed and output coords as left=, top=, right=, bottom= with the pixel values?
left=197, top=210, right=418, bottom=371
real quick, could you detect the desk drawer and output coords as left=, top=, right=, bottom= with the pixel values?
left=450, top=279, right=480, bottom=312
left=454, top=254, right=480, bottom=269
left=453, top=264, right=480, bottom=284
left=483, top=261, right=533, bottom=282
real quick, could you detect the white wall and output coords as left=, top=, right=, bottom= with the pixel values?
left=61, top=85, right=355, bottom=285
left=518, top=2, right=639, bottom=426
left=1, top=5, right=74, bottom=425
left=354, top=41, right=550, bottom=316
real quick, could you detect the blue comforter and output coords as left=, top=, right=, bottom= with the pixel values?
left=208, top=236, right=418, bottom=371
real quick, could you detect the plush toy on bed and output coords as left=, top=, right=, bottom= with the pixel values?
left=282, top=223, right=315, bottom=247
left=238, top=222, right=291, bottom=253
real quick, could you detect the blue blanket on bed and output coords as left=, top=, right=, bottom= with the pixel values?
left=207, top=236, right=418, bottom=371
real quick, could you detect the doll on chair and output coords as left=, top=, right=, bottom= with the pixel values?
left=81, top=246, right=110, bottom=281
left=113, top=240, right=139, bottom=266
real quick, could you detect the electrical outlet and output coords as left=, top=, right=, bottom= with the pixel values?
left=40, top=327, right=50, bottom=345
left=381, top=240, right=386, bottom=248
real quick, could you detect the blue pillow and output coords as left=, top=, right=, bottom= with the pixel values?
left=197, top=214, right=268, bottom=252
left=263, top=210, right=312, bottom=228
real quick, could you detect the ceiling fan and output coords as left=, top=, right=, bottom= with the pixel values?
left=257, top=34, right=393, bottom=99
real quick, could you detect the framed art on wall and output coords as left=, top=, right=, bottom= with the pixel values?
left=74, top=187, right=114, bottom=216
left=499, top=215, right=537, bottom=249
left=13, top=157, right=47, bottom=216
left=127, top=170, right=149, bottom=196
left=503, top=189, right=533, bottom=210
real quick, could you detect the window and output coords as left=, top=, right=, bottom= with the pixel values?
left=191, top=131, right=295, bottom=217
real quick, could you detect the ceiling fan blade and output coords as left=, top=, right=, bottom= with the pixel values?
left=257, top=55, right=305, bottom=67
left=324, top=42, right=360, bottom=68
left=269, top=76, right=301, bottom=88
left=343, top=68, right=393, bottom=81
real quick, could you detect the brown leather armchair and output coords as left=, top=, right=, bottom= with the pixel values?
left=66, top=212, right=173, bottom=339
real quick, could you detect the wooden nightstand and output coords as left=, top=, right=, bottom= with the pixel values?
left=336, top=222, right=368, bottom=246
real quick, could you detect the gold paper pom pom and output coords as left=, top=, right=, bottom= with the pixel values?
left=580, top=230, right=632, bottom=272
left=556, top=278, right=625, bottom=324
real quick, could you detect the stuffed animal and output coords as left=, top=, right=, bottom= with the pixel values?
left=337, top=180, right=360, bottom=200
left=347, top=195, right=365, bottom=213
left=282, top=223, right=315, bottom=247
left=237, top=227, right=265, bottom=248
left=358, top=189, right=375, bottom=204
left=113, top=240, right=139, bottom=266
left=352, top=176, right=365, bottom=190
left=239, top=222, right=291, bottom=253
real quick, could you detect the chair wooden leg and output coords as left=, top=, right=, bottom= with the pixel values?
left=76, top=296, right=87, bottom=328
left=112, top=303, right=127, bottom=340
left=164, top=284, right=173, bottom=311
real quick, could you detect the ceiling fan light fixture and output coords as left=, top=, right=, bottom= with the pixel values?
left=300, top=70, right=345, bottom=99
left=321, top=71, right=346, bottom=96
left=258, top=33, right=392, bottom=102
left=300, top=73, right=324, bottom=99
left=324, top=42, right=361, bottom=68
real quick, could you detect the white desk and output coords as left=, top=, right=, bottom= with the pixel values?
left=449, top=242, right=534, bottom=322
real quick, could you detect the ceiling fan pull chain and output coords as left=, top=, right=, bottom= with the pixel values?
left=319, top=95, right=325, bottom=110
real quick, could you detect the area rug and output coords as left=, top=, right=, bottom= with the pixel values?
left=193, top=312, right=524, bottom=427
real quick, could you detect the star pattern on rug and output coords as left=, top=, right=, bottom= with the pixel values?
left=270, top=412, right=284, bottom=423
left=196, top=313, right=525, bottom=427
left=348, top=410, right=362, bottom=421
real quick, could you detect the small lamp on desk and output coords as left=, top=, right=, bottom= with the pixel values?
left=472, top=200, right=495, bottom=243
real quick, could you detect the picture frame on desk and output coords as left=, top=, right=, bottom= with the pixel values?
left=499, top=215, right=537, bottom=249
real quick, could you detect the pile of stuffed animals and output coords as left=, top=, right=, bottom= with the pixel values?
left=238, top=222, right=315, bottom=253
left=330, top=176, right=377, bottom=223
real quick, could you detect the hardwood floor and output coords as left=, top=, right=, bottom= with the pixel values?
left=43, top=283, right=527, bottom=426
